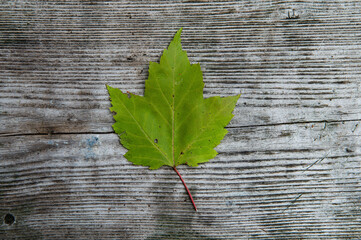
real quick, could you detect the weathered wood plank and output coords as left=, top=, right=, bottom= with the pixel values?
left=1, top=0, right=361, bottom=239
left=1, top=0, right=361, bottom=135
left=1, top=121, right=361, bottom=239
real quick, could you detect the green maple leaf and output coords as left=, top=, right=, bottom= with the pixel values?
left=107, top=28, right=240, bottom=211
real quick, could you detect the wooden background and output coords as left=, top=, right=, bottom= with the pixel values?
left=1, top=0, right=361, bottom=239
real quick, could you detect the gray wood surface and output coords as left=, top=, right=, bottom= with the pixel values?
left=1, top=0, right=361, bottom=239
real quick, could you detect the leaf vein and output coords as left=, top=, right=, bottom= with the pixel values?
left=176, top=98, right=236, bottom=165
left=116, top=96, right=169, bottom=162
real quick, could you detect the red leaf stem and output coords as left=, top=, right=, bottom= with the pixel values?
left=173, top=166, right=197, bottom=211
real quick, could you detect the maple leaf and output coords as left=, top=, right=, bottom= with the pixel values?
left=107, top=28, right=240, bottom=211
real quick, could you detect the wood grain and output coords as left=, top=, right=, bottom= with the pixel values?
left=1, top=0, right=361, bottom=239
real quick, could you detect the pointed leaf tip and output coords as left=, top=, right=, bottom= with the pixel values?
left=177, top=27, right=183, bottom=35
left=172, top=28, right=183, bottom=43
left=106, top=84, right=112, bottom=91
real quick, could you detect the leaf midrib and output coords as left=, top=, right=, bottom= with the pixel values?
left=171, top=52, right=176, bottom=167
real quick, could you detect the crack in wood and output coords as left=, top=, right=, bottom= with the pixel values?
left=2, top=119, right=360, bottom=137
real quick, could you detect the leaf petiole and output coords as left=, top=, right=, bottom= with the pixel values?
left=173, top=166, right=197, bottom=211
